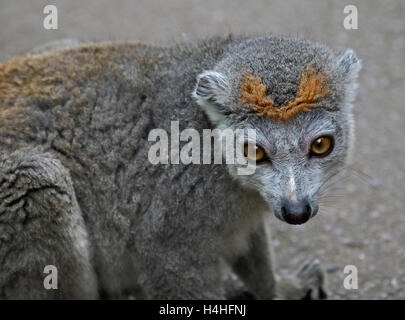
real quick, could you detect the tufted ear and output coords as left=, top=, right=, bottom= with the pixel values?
left=337, top=49, right=362, bottom=102
left=338, top=49, right=361, bottom=80
left=192, top=70, right=230, bottom=125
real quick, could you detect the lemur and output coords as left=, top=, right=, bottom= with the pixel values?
left=0, top=35, right=360, bottom=299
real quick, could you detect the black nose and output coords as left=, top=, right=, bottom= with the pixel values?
left=281, top=198, right=312, bottom=225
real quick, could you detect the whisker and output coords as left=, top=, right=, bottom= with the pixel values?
left=319, top=194, right=346, bottom=198
left=345, top=165, right=374, bottom=188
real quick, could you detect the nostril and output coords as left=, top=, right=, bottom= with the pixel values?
left=305, top=204, right=312, bottom=216
left=281, top=206, right=287, bottom=217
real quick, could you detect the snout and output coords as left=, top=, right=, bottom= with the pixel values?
left=280, top=198, right=318, bottom=225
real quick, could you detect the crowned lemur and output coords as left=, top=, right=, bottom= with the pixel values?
left=0, top=35, right=361, bottom=299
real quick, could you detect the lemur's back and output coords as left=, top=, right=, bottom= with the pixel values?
left=0, top=38, right=231, bottom=214
left=0, top=37, right=254, bottom=296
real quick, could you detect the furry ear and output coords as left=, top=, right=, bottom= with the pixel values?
left=192, top=70, right=230, bottom=125
left=338, top=49, right=361, bottom=82
left=337, top=49, right=362, bottom=102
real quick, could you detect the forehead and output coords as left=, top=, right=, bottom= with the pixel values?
left=238, top=69, right=329, bottom=121
left=241, top=110, right=339, bottom=146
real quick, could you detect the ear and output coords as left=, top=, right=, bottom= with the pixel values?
left=337, top=49, right=362, bottom=102
left=338, top=49, right=361, bottom=81
left=192, top=70, right=230, bottom=125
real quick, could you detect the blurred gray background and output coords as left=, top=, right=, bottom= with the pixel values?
left=0, top=0, right=404, bottom=299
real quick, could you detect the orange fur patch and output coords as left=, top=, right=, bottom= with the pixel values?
left=239, top=68, right=329, bottom=121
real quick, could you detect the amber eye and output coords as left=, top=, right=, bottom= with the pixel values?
left=310, top=136, right=334, bottom=157
left=244, top=144, right=266, bottom=162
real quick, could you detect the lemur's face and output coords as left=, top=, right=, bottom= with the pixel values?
left=193, top=37, right=361, bottom=225
left=224, top=110, right=349, bottom=225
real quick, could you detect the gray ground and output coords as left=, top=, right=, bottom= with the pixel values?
left=0, top=0, right=404, bottom=299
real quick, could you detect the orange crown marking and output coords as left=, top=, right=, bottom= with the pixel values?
left=239, top=68, right=329, bottom=121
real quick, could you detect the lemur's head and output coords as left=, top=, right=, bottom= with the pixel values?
left=193, top=36, right=361, bottom=225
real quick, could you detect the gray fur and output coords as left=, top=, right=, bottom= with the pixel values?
left=0, top=35, right=360, bottom=299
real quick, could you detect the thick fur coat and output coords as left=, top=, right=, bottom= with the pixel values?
left=0, top=35, right=360, bottom=299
